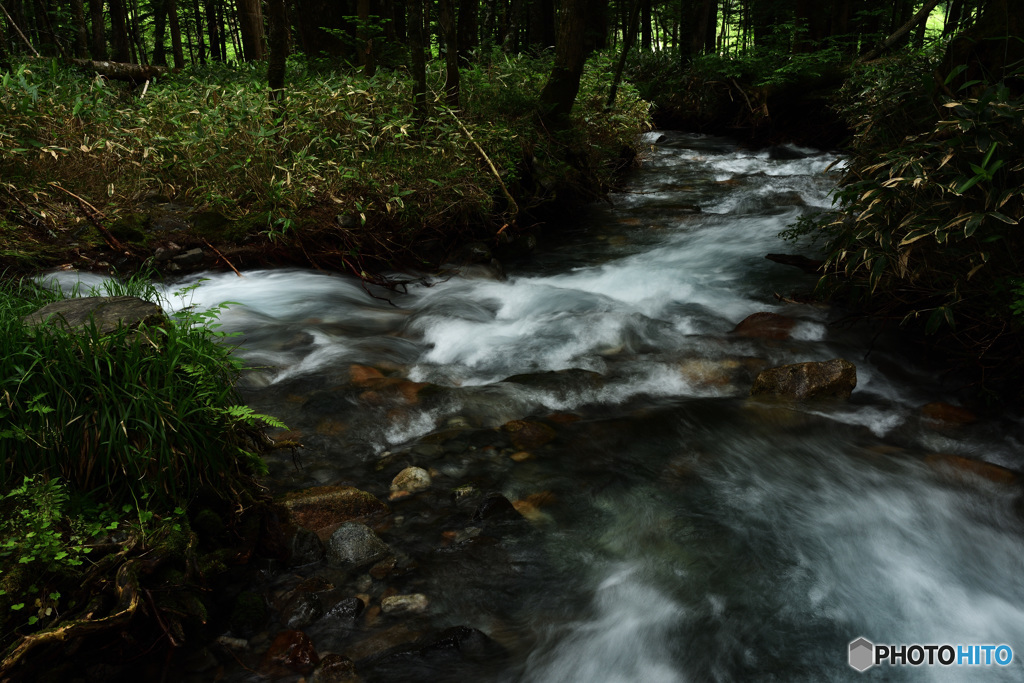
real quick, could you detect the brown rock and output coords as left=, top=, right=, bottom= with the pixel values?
left=262, top=630, right=320, bottom=675
left=732, top=312, right=797, bottom=340
left=502, top=420, right=557, bottom=450
left=750, top=359, right=857, bottom=400
left=921, top=402, right=977, bottom=426
left=350, top=364, right=385, bottom=385
left=926, top=454, right=1019, bottom=485
left=279, top=487, right=389, bottom=542
left=381, top=593, right=429, bottom=615
left=509, top=451, right=534, bottom=462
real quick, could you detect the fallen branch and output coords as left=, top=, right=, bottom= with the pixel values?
left=856, top=0, right=944, bottom=64
left=47, top=183, right=130, bottom=254
left=66, top=58, right=172, bottom=82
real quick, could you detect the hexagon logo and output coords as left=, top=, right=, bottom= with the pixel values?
left=849, top=637, right=875, bottom=672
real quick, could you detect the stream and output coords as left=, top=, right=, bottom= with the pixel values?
left=51, top=132, right=1024, bottom=681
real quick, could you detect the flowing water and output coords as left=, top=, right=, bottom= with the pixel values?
left=49, top=133, right=1024, bottom=681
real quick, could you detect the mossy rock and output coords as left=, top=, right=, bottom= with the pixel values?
left=109, top=213, right=150, bottom=244
left=229, top=591, right=268, bottom=635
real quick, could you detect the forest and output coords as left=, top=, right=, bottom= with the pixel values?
left=1, top=0, right=1024, bottom=679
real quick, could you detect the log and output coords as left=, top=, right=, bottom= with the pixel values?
left=67, top=58, right=173, bottom=82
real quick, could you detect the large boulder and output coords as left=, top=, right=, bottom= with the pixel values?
left=22, top=296, right=166, bottom=336
left=750, top=359, right=856, bottom=400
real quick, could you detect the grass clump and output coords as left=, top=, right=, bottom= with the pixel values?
left=0, top=276, right=277, bottom=507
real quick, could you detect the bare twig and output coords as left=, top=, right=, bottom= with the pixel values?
left=201, top=238, right=242, bottom=277
left=47, top=183, right=130, bottom=254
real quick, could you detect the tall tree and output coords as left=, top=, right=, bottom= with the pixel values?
left=192, top=0, right=207, bottom=62
left=408, top=0, right=427, bottom=121
left=109, top=0, right=131, bottom=61
left=69, top=0, right=88, bottom=57
left=267, top=0, right=287, bottom=100
left=203, top=0, right=220, bottom=59
left=357, top=0, right=374, bottom=75
left=152, top=0, right=170, bottom=64
left=87, top=0, right=106, bottom=59
left=439, top=0, right=459, bottom=105
left=0, top=15, right=11, bottom=70
left=456, top=0, right=476, bottom=64
left=537, top=0, right=586, bottom=129
left=168, top=0, right=184, bottom=66
left=236, top=0, right=264, bottom=60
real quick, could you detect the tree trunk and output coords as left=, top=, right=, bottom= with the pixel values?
left=455, top=0, right=476, bottom=64
left=192, top=0, right=206, bottom=62
left=640, top=0, right=650, bottom=50
left=537, top=0, right=586, bottom=130
left=87, top=0, right=106, bottom=59
left=409, top=0, right=427, bottom=121
left=109, top=0, right=130, bottom=61
left=236, top=0, right=265, bottom=60
left=267, top=0, right=287, bottom=100
left=69, top=0, right=89, bottom=57
left=203, top=0, right=220, bottom=60
left=584, top=0, right=607, bottom=52
left=152, top=0, right=169, bottom=64
left=941, top=0, right=1024, bottom=93
left=691, top=0, right=716, bottom=56
left=128, top=0, right=145, bottom=62
left=607, top=0, right=641, bottom=109
left=168, top=0, right=184, bottom=66
left=438, top=0, right=459, bottom=105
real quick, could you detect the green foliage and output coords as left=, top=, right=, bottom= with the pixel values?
left=0, top=54, right=649, bottom=252
left=0, top=276, right=275, bottom=508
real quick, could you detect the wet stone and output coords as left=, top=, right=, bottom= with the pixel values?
left=289, top=527, right=326, bottom=567
left=283, top=592, right=324, bottom=630
left=472, top=493, right=522, bottom=522
left=750, top=359, right=857, bottom=401
left=380, top=593, right=430, bottom=615
left=311, top=654, right=361, bottom=683
left=732, top=312, right=797, bottom=340
left=262, top=630, right=320, bottom=676
left=322, top=596, right=366, bottom=625
left=390, top=466, right=432, bottom=495
left=326, top=522, right=392, bottom=569
left=22, top=296, right=166, bottom=337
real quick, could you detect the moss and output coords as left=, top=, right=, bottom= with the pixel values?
left=190, top=210, right=252, bottom=242
left=192, top=508, right=226, bottom=539
left=108, top=213, right=150, bottom=245
left=229, top=591, right=268, bottom=635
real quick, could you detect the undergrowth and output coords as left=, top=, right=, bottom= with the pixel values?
left=0, top=52, right=649, bottom=267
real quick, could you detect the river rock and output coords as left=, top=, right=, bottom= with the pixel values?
left=750, top=359, right=856, bottom=400
left=472, top=493, right=523, bottom=522
left=289, top=526, right=326, bottom=566
left=732, top=312, right=797, bottom=340
left=381, top=593, right=429, bottom=615
left=925, top=454, right=1019, bottom=485
left=501, top=420, right=557, bottom=450
left=311, top=654, right=362, bottom=683
left=22, top=296, right=166, bottom=337
left=282, top=592, right=325, bottom=630
left=921, top=402, right=977, bottom=426
left=390, top=467, right=432, bottom=496
left=262, top=630, right=320, bottom=675
left=326, top=522, right=391, bottom=569
left=322, top=596, right=366, bottom=625
left=279, top=486, right=389, bottom=541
